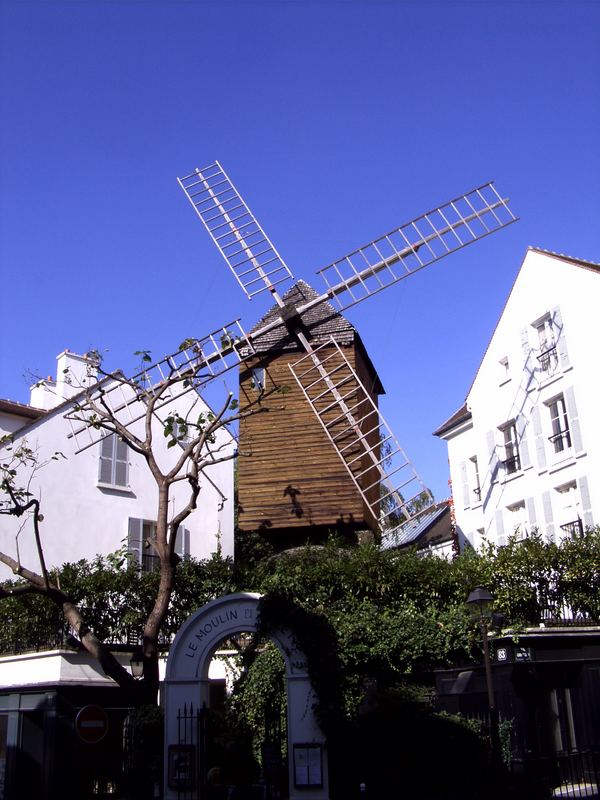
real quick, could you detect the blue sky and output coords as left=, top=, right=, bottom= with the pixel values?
left=1, top=0, right=599, bottom=502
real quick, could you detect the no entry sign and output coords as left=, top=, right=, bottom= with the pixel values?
left=75, top=704, right=109, bottom=744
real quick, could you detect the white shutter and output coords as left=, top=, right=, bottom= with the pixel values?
left=516, top=414, right=530, bottom=470
left=578, top=476, right=593, bottom=530
left=459, top=462, right=470, bottom=508
left=521, top=327, right=530, bottom=365
left=128, top=518, right=143, bottom=566
left=486, top=431, right=498, bottom=485
left=526, top=496, right=537, bottom=532
left=531, top=405, right=547, bottom=470
left=542, top=492, right=555, bottom=541
left=495, top=509, right=506, bottom=546
left=552, top=306, right=570, bottom=370
left=563, top=386, right=583, bottom=455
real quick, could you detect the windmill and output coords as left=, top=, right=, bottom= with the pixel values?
left=67, top=161, right=517, bottom=546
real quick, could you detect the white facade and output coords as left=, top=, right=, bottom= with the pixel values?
left=436, top=248, right=600, bottom=551
left=0, top=350, right=235, bottom=578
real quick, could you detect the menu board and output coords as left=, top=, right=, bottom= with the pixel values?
left=293, top=743, right=323, bottom=788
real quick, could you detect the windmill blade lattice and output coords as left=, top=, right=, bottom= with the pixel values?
left=67, top=319, right=252, bottom=453
left=178, top=161, right=294, bottom=302
left=317, top=182, right=517, bottom=311
left=289, top=338, right=433, bottom=531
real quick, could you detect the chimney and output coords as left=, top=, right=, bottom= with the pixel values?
left=56, top=350, right=98, bottom=400
left=29, top=350, right=98, bottom=409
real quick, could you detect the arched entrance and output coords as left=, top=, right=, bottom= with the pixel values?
left=164, top=593, right=329, bottom=800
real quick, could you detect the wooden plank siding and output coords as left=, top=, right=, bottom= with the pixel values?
left=237, top=340, right=382, bottom=538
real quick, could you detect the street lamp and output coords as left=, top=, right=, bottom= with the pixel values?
left=130, top=650, right=144, bottom=679
left=466, top=587, right=501, bottom=770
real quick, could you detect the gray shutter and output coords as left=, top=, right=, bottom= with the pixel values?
left=174, top=526, right=184, bottom=558
left=174, top=526, right=190, bottom=558
left=516, top=414, right=530, bottom=469
left=552, top=306, right=570, bottom=370
left=98, top=435, right=114, bottom=484
left=115, top=437, right=129, bottom=487
left=526, top=496, right=537, bottom=534
left=563, top=386, right=583, bottom=454
left=542, top=491, right=555, bottom=541
left=531, top=405, right=547, bottom=470
left=495, top=509, right=506, bottom=546
left=128, top=518, right=143, bottom=565
left=579, top=476, right=593, bottom=530
left=487, top=431, right=498, bottom=485
left=460, top=462, right=470, bottom=508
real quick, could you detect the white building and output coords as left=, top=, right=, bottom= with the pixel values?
left=0, top=349, right=235, bottom=578
left=435, top=248, right=599, bottom=551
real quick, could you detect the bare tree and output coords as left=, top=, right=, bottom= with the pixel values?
left=0, top=346, right=261, bottom=704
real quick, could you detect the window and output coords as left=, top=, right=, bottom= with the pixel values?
left=556, top=481, right=582, bottom=539
left=128, top=518, right=189, bottom=572
left=250, top=367, right=265, bottom=391
left=500, top=422, right=520, bottom=474
left=141, top=520, right=160, bottom=572
left=535, top=316, right=558, bottom=375
left=507, top=501, right=527, bottom=541
left=98, top=434, right=129, bottom=488
left=469, top=456, right=481, bottom=503
left=547, top=395, right=571, bottom=454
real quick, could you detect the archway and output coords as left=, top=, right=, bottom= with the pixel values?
left=164, top=593, right=329, bottom=800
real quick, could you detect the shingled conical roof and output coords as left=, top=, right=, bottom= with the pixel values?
left=249, top=280, right=355, bottom=354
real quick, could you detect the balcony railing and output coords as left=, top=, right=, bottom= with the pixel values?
left=538, top=344, right=559, bottom=375
left=502, top=454, right=521, bottom=474
left=549, top=429, right=572, bottom=454
left=561, top=519, right=584, bottom=539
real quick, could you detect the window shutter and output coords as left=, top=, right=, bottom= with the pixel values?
left=128, top=518, right=143, bottom=566
left=486, top=431, right=498, bottom=485
left=531, top=405, right=547, bottom=470
left=526, top=496, right=537, bottom=532
left=521, top=328, right=534, bottom=387
left=552, top=306, right=570, bottom=370
left=516, top=414, right=530, bottom=469
left=174, top=526, right=183, bottom=558
left=115, top=437, right=129, bottom=487
left=520, top=328, right=530, bottom=364
left=542, top=491, right=555, bottom=541
left=495, top=509, right=506, bottom=546
left=563, top=386, right=583, bottom=455
left=459, top=462, right=470, bottom=508
left=578, top=476, right=593, bottom=530
left=98, top=436, right=114, bottom=484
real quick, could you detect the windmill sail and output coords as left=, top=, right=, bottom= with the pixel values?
left=178, top=161, right=294, bottom=301
left=289, top=338, right=433, bottom=532
left=316, top=182, right=517, bottom=311
left=67, top=319, right=252, bottom=453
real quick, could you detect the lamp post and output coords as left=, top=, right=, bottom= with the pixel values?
left=466, top=587, right=502, bottom=770
left=130, top=650, right=144, bottom=679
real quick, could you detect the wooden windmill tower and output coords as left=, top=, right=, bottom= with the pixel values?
left=67, top=161, right=517, bottom=550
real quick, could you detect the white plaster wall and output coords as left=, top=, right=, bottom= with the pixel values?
left=444, top=250, right=600, bottom=549
left=0, top=384, right=235, bottom=578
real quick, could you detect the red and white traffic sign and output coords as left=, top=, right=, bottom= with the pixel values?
left=75, top=704, right=109, bottom=744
